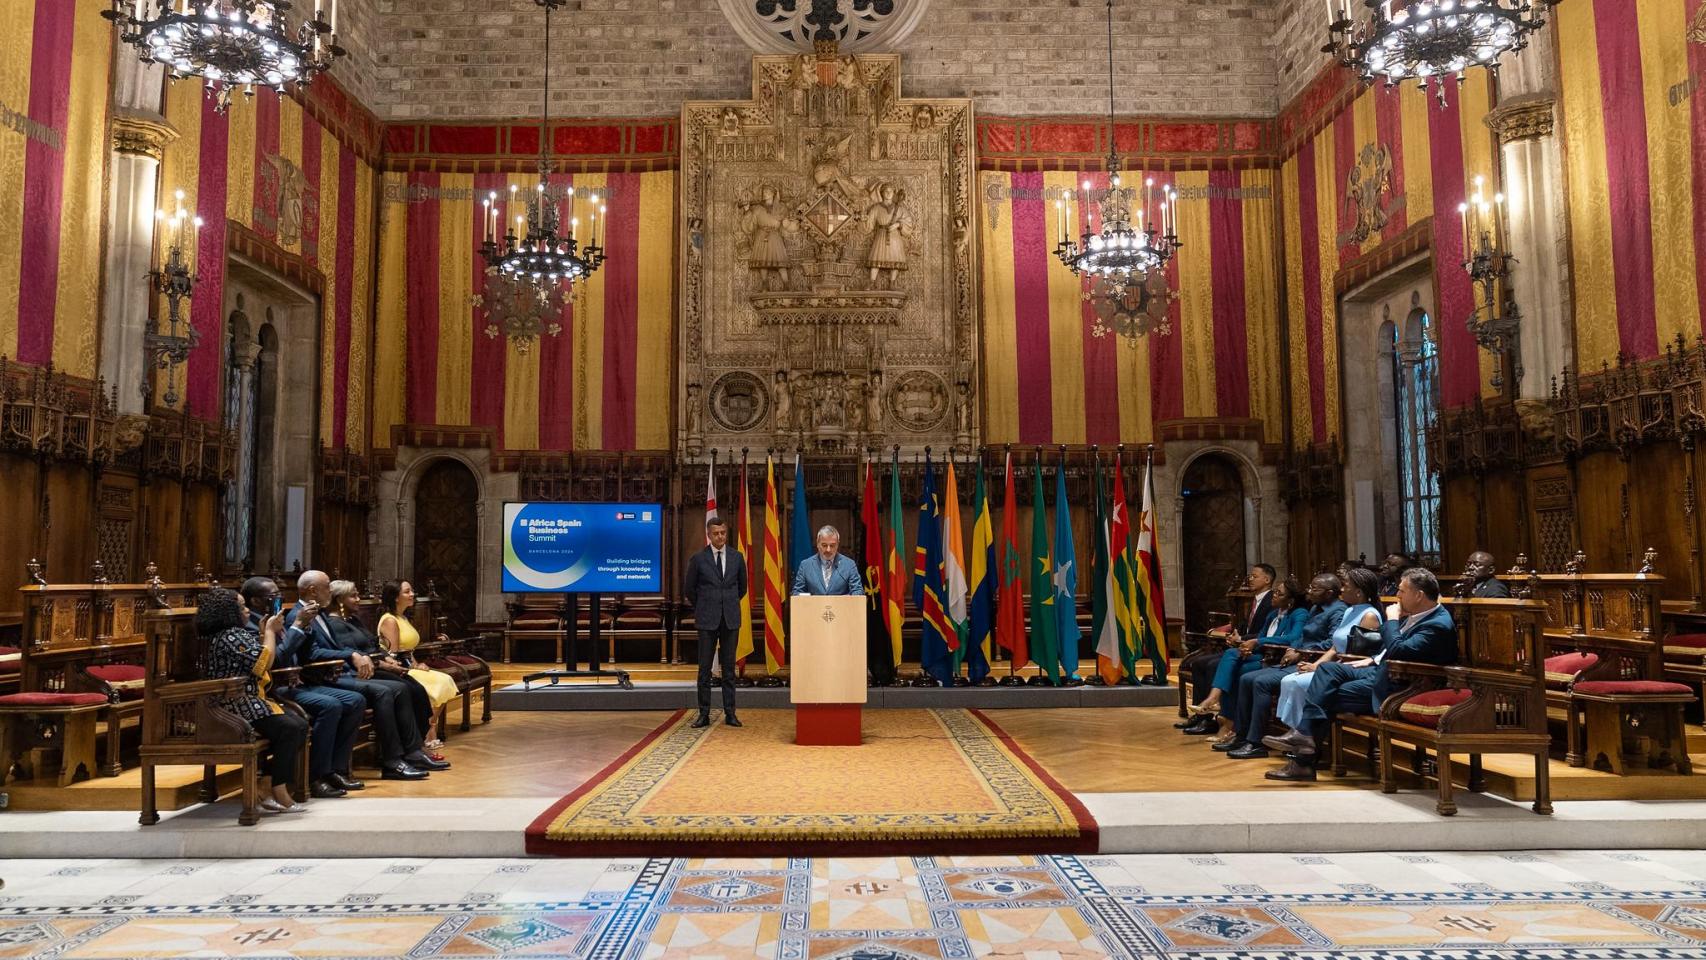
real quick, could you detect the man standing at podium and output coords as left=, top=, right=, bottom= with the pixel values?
left=792, top=526, right=864, bottom=597
left=684, top=517, right=747, bottom=728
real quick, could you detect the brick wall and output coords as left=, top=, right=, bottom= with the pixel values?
left=1273, top=0, right=1332, bottom=110
left=352, top=0, right=1284, bottom=121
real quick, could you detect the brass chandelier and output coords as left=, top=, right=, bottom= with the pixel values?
left=1324, top=0, right=1558, bottom=106
left=1052, top=0, right=1179, bottom=344
left=103, top=0, right=345, bottom=113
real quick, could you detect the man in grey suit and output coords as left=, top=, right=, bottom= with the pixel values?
left=792, top=525, right=864, bottom=597
left=683, top=517, right=748, bottom=728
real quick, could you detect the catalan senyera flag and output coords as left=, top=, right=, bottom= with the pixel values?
left=734, top=456, right=755, bottom=666
left=884, top=449, right=908, bottom=668
left=941, top=459, right=970, bottom=658
left=1134, top=448, right=1168, bottom=679
left=996, top=449, right=1028, bottom=670
left=1091, top=459, right=1123, bottom=685
left=762, top=456, right=786, bottom=673
left=1110, top=452, right=1140, bottom=679
left=966, top=458, right=995, bottom=685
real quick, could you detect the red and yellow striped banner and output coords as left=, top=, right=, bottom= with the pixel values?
left=1558, top=0, right=1706, bottom=369
left=0, top=0, right=111, bottom=379
left=1278, top=75, right=1495, bottom=448
left=370, top=169, right=674, bottom=452
left=978, top=168, right=1282, bottom=447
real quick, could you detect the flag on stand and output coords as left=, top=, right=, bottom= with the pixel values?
left=1110, top=452, right=1140, bottom=680
left=915, top=454, right=956, bottom=685
left=789, top=454, right=812, bottom=581
left=762, top=456, right=786, bottom=673
left=942, top=459, right=970, bottom=679
left=1090, top=457, right=1123, bottom=685
left=1053, top=461, right=1083, bottom=682
left=966, top=457, right=995, bottom=684
left=884, top=450, right=908, bottom=670
left=1135, top=448, right=1169, bottom=681
left=996, top=449, right=1028, bottom=671
left=734, top=455, right=755, bottom=666
left=1027, top=457, right=1059, bottom=684
left=860, top=457, right=893, bottom=676
left=704, top=456, right=719, bottom=542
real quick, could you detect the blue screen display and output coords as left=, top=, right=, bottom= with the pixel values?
left=501, top=502, right=663, bottom=594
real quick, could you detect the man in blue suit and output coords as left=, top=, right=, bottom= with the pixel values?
left=791, top=525, right=864, bottom=597
left=1223, top=573, right=1346, bottom=759
left=1262, top=566, right=1458, bottom=782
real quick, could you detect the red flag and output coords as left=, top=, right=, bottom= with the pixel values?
left=996, top=449, right=1028, bottom=667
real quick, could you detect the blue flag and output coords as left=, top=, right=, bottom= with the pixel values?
left=1053, top=463, right=1083, bottom=681
left=965, top=459, right=995, bottom=684
left=789, top=454, right=812, bottom=578
left=914, top=455, right=955, bottom=685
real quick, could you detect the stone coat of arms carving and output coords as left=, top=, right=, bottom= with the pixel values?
left=679, top=53, right=977, bottom=457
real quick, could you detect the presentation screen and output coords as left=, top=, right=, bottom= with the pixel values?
left=502, top=502, right=663, bottom=594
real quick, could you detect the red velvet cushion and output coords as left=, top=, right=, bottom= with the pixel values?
left=87, top=664, right=146, bottom=701
left=1544, top=651, right=1600, bottom=688
left=1664, top=633, right=1706, bottom=664
left=0, top=691, right=110, bottom=708
left=0, top=646, right=19, bottom=676
left=1572, top=679, right=1695, bottom=697
left=1396, top=688, right=1473, bottom=729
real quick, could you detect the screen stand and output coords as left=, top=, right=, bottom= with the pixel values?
left=520, top=593, right=634, bottom=690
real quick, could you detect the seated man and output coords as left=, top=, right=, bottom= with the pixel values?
left=1458, top=551, right=1510, bottom=598
left=283, top=570, right=441, bottom=781
left=239, top=576, right=365, bottom=799
left=1183, top=569, right=1291, bottom=736
left=1223, top=573, right=1347, bottom=759
left=1377, top=553, right=1413, bottom=598
left=1182, top=563, right=1277, bottom=732
left=1262, top=566, right=1459, bottom=782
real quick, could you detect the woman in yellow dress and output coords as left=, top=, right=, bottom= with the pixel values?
left=378, top=580, right=459, bottom=750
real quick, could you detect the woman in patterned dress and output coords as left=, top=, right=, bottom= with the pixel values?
left=198, top=586, right=310, bottom=814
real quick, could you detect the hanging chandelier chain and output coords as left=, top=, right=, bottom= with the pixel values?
left=1104, top=0, right=1116, bottom=170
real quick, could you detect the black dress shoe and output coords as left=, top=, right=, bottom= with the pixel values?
left=1265, top=758, right=1318, bottom=781
left=1181, top=720, right=1221, bottom=736
left=381, top=762, right=428, bottom=781
left=329, top=772, right=365, bottom=791
left=1140, top=674, right=1168, bottom=686
left=1211, top=739, right=1246, bottom=753
left=310, top=779, right=347, bottom=799
left=1226, top=743, right=1270, bottom=760
left=405, top=751, right=450, bottom=771
left=691, top=712, right=711, bottom=728
left=723, top=713, right=743, bottom=727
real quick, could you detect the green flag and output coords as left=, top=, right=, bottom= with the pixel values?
left=1027, top=459, right=1060, bottom=684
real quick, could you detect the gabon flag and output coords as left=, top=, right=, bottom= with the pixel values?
left=762, top=455, right=787, bottom=673
left=734, top=455, right=755, bottom=666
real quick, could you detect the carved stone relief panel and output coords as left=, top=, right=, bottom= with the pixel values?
left=680, top=53, right=977, bottom=457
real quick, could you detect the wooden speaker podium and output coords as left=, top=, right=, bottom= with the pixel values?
left=789, top=595, right=867, bottom=746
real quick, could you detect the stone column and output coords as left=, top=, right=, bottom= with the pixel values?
left=102, top=53, right=176, bottom=413
left=225, top=340, right=263, bottom=567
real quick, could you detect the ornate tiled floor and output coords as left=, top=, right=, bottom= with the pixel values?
left=4, top=851, right=1706, bottom=958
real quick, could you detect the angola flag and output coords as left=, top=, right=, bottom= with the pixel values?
left=1135, top=448, right=1169, bottom=680
left=965, top=458, right=995, bottom=684
left=884, top=449, right=908, bottom=669
left=734, top=456, right=755, bottom=666
left=762, top=455, right=786, bottom=672
left=996, top=449, right=1028, bottom=669
left=1052, top=460, right=1083, bottom=682
left=915, top=455, right=956, bottom=685
left=1110, top=452, right=1140, bottom=679
left=860, top=458, right=893, bottom=674
left=1091, top=458, right=1123, bottom=685
left=1027, top=457, right=1060, bottom=684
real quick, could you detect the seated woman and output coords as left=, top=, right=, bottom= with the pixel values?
left=1271, top=566, right=1385, bottom=742
left=198, top=586, right=309, bottom=814
left=378, top=580, right=458, bottom=750
left=326, top=580, right=450, bottom=769
left=1190, top=577, right=1307, bottom=737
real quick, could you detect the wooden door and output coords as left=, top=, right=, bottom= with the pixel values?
left=1181, top=454, right=1246, bottom=634
left=413, top=459, right=479, bottom=636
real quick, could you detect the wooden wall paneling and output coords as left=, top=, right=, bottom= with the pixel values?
left=0, top=456, right=43, bottom=619
left=1482, top=470, right=1526, bottom=572
left=1573, top=452, right=1627, bottom=575
left=1443, top=474, right=1483, bottom=571
left=1629, top=442, right=1689, bottom=600
left=1525, top=462, right=1576, bottom=573
left=1686, top=441, right=1706, bottom=609
left=43, top=465, right=93, bottom=593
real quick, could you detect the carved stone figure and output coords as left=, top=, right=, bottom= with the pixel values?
left=789, top=374, right=813, bottom=432
left=821, top=377, right=847, bottom=429
left=954, top=380, right=972, bottom=438
left=864, top=372, right=884, bottom=435
left=772, top=370, right=793, bottom=434
left=863, top=182, right=911, bottom=290
left=685, top=382, right=705, bottom=445
left=720, top=106, right=741, bottom=135
left=739, top=184, right=795, bottom=292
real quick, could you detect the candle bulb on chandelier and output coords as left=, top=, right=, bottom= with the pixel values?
left=1493, top=192, right=1508, bottom=248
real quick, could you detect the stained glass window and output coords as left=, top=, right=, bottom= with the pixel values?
left=1392, top=309, right=1441, bottom=564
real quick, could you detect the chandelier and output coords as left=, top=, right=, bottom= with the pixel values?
left=103, top=0, right=344, bottom=113
left=1053, top=0, right=1178, bottom=344
left=475, top=274, right=568, bottom=355
left=147, top=191, right=203, bottom=408
left=480, top=0, right=606, bottom=288
left=1324, top=0, right=1557, bottom=106
left=1459, top=175, right=1524, bottom=392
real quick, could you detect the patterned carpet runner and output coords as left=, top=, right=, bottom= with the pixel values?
left=525, top=708, right=1096, bottom=856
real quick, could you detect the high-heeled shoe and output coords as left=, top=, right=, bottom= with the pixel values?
left=1188, top=701, right=1220, bottom=717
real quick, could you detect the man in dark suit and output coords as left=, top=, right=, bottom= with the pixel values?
left=1224, top=573, right=1347, bottom=757
left=1458, top=551, right=1510, bottom=598
left=1182, top=563, right=1278, bottom=732
left=1262, top=567, right=1459, bottom=781
left=683, top=516, right=748, bottom=729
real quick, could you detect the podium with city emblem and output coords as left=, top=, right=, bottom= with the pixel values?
left=788, top=595, right=868, bottom=746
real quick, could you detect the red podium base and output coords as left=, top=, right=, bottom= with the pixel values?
left=795, top=703, right=863, bottom=746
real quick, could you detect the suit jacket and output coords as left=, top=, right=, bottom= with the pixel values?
left=1470, top=577, right=1510, bottom=598
left=1295, top=600, right=1348, bottom=650
left=683, top=545, right=748, bottom=631
left=1373, top=603, right=1459, bottom=701
left=1242, top=591, right=1276, bottom=638
left=791, top=553, right=863, bottom=597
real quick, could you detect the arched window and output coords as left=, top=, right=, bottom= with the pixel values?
left=1392, top=307, right=1441, bottom=563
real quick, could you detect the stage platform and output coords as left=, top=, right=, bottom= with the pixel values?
left=491, top=678, right=1179, bottom=711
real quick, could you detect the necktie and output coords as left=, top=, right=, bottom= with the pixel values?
left=717, top=550, right=724, bottom=577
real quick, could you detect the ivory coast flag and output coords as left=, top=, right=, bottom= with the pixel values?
left=762, top=455, right=786, bottom=672
left=734, top=456, right=755, bottom=665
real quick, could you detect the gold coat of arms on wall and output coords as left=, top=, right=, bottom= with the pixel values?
left=679, top=53, right=977, bottom=457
